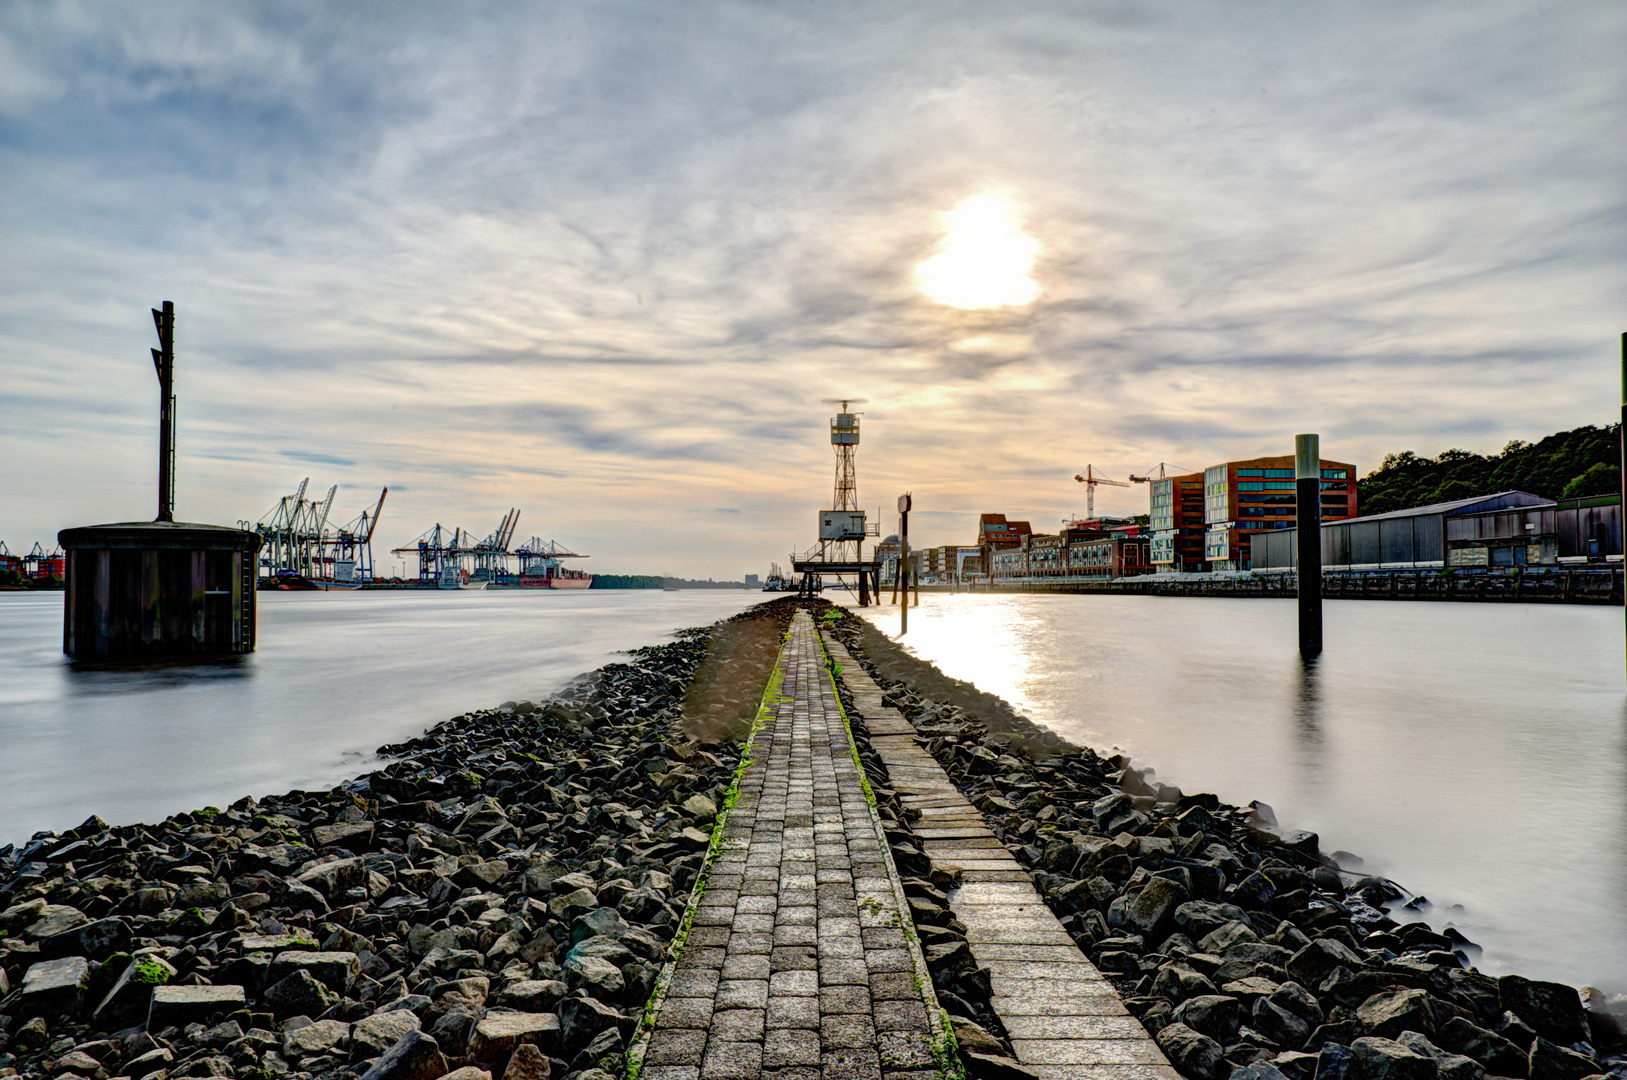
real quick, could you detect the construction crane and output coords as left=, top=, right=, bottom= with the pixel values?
left=323, top=487, right=387, bottom=583
left=1073, top=464, right=1131, bottom=518
left=1128, top=462, right=1194, bottom=484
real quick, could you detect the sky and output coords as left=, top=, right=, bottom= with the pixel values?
left=2, top=2, right=1622, bottom=577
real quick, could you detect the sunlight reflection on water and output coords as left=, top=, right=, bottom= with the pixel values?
left=856, top=592, right=1627, bottom=994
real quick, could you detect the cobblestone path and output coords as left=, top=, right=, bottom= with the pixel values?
left=824, top=634, right=1177, bottom=1080
left=639, top=612, right=943, bottom=1080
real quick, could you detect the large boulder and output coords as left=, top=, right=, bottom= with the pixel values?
left=36, top=916, right=131, bottom=961
left=1152, top=963, right=1219, bottom=1004
left=1176, top=901, right=1249, bottom=939
left=353, top=1009, right=423, bottom=1057
left=148, top=984, right=246, bottom=1029
left=1525, top=1037, right=1598, bottom=1080
left=263, top=968, right=337, bottom=1018
left=1172, top=995, right=1244, bottom=1043
left=1499, top=977, right=1589, bottom=1047
left=268, top=949, right=360, bottom=992
left=468, top=1009, right=563, bottom=1060
left=358, top=1030, right=449, bottom=1080
left=1359, top=988, right=1438, bottom=1041
left=1351, top=1036, right=1440, bottom=1080
left=1436, top=1017, right=1527, bottom=1077
left=1156, top=1021, right=1227, bottom=1080
left=294, top=855, right=367, bottom=898
left=1127, top=877, right=1191, bottom=940
left=19, top=956, right=89, bottom=1016
left=1288, top=939, right=1368, bottom=988
left=1254, top=996, right=1312, bottom=1049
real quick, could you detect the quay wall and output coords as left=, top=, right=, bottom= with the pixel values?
left=901, top=565, right=1624, bottom=605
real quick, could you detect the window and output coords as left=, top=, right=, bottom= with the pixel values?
left=1238, top=469, right=1264, bottom=477
left=1322, top=469, right=1347, bottom=479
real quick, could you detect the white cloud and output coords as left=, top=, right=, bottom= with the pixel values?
left=1, top=1, right=1622, bottom=567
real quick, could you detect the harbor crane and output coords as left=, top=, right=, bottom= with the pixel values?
left=1128, top=462, right=1193, bottom=484
left=1073, top=464, right=1131, bottom=518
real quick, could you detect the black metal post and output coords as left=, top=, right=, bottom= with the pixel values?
left=1296, top=433, right=1323, bottom=657
left=1620, top=333, right=1624, bottom=682
left=898, top=494, right=911, bottom=635
left=151, top=301, right=176, bottom=523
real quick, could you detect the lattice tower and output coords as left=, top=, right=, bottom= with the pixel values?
left=831, top=402, right=861, bottom=562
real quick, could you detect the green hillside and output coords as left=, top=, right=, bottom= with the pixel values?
left=1358, top=424, right=1621, bottom=516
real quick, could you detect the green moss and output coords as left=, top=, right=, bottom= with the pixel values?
left=626, top=642, right=788, bottom=1080
left=132, top=956, right=175, bottom=985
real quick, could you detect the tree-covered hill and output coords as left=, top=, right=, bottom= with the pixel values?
left=1357, top=424, right=1620, bottom=516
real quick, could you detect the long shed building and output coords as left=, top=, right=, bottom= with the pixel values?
left=1254, top=491, right=1623, bottom=571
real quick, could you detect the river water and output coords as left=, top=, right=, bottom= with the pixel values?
left=854, top=593, right=1627, bottom=995
left=0, top=589, right=761, bottom=847
left=5, top=588, right=1623, bottom=994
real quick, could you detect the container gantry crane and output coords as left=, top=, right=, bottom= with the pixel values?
left=1073, top=464, right=1131, bottom=518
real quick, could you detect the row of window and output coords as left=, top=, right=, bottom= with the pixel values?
left=1236, top=468, right=1349, bottom=479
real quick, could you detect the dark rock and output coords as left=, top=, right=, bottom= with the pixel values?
left=1498, top=978, right=1589, bottom=1048
left=1234, top=872, right=1278, bottom=910
left=557, top=995, right=624, bottom=1050
left=1129, top=877, right=1192, bottom=940
left=1157, top=1021, right=1228, bottom=1080
left=1178, top=902, right=1250, bottom=939
left=1153, top=963, right=1220, bottom=1004
left=1255, top=995, right=1311, bottom=1048
left=1288, top=939, right=1368, bottom=989
left=19, top=956, right=89, bottom=1016
left=1358, top=988, right=1438, bottom=1041
left=1497, top=1011, right=1539, bottom=1050
left=267, top=949, right=360, bottom=992
left=1272, top=981, right=1324, bottom=1027
left=147, top=984, right=245, bottom=1028
left=1316, top=1042, right=1359, bottom=1080
left=263, top=968, right=337, bottom=1018
left=357, top=1029, right=449, bottom=1080
left=1525, top=1037, right=1597, bottom=1080
left=1232, top=1065, right=1292, bottom=1080
left=1271, top=1050, right=1320, bottom=1080
left=1173, top=995, right=1244, bottom=1043
left=1351, top=1036, right=1441, bottom=1080
left=36, top=916, right=131, bottom=961
left=1436, top=1017, right=1527, bottom=1077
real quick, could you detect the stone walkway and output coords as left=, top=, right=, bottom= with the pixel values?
left=638, top=613, right=942, bottom=1080
left=823, top=635, right=1178, bottom=1080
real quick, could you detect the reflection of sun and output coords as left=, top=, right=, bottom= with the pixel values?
left=916, top=196, right=1040, bottom=309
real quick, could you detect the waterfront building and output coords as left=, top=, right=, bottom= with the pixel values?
left=976, top=513, right=1032, bottom=547
left=1253, top=490, right=1623, bottom=570
left=1202, top=454, right=1358, bottom=570
left=876, top=533, right=901, bottom=584
left=1149, top=472, right=1207, bottom=572
left=1067, top=531, right=1153, bottom=577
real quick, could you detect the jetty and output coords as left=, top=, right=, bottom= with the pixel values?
left=634, top=611, right=1171, bottom=1079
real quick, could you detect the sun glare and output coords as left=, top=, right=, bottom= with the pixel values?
left=915, top=196, right=1041, bottom=309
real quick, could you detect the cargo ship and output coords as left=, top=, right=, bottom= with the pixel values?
left=491, top=540, right=592, bottom=589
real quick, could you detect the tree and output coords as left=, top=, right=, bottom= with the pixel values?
left=1560, top=462, right=1621, bottom=500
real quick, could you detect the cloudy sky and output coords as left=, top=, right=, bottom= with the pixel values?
left=2, top=2, right=1621, bottom=577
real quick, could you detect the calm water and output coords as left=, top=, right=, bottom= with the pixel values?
left=5, top=589, right=1624, bottom=993
left=855, top=594, right=1627, bottom=995
left=0, top=589, right=761, bottom=846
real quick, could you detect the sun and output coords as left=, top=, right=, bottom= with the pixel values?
left=915, top=195, right=1041, bottom=309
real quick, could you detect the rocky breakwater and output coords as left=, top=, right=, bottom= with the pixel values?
left=0, top=602, right=793, bottom=1080
left=822, top=608, right=1627, bottom=1080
